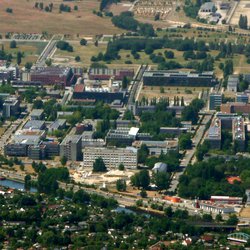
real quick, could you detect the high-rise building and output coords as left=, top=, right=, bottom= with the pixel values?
left=3, top=96, right=20, bottom=118
left=60, top=135, right=82, bottom=161
left=209, top=93, right=222, bottom=110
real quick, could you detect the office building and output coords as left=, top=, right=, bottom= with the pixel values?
left=23, top=120, right=45, bottom=130
left=0, top=65, right=19, bottom=80
left=72, top=83, right=126, bottom=104
left=4, top=144, right=28, bottom=157
left=236, top=93, right=249, bottom=103
left=143, top=71, right=216, bottom=87
left=83, top=146, right=138, bottom=169
left=60, top=135, right=82, bottom=161
left=220, top=102, right=250, bottom=114
left=232, top=117, right=245, bottom=151
left=3, top=96, right=20, bottom=118
left=209, top=93, right=222, bottom=110
left=227, top=75, right=239, bottom=92
left=159, top=127, right=188, bottom=137
left=28, top=144, right=46, bottom=160
left=89, top=68, right=134, bottom=81
left=30, top=109, right=44, bottom=120
left=30, top=67, right=75, bottom=87
left=205, top=118, right=221, bottom=149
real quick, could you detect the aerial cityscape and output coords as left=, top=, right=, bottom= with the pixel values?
left=2, top=0, right=250, bottom=249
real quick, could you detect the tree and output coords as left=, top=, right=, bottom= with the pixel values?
left=164, top=206, right=173, bottom=218
left=74, top=5, right=78, bottom=11
left=80, top=39, right=87, bottom=46
left=10, top=40, right=16, bottom=49
left=45, top=58, right=52, bottom=66
left=138, top=144, right=149, bottom=164
left=179, top=133, right=192, bottom=150
left=16, top=51, right=22, bottom=65
left=116, top=179, right=126, bottom=191
left=131, top=170, right=150, bottom=189
left=93, top=157, right=107, bottom=172
left=122, top=76, right=130, bottom=89
left=164, top=50, right=174, bottom=59
left=25, top=62, right=33, bottom=71
left=226, top=214, right=239, bottom=225
left=75, top=56, right=81, bottom=62
left=24, top=175, right=31, bottom=190
left=152, top=172, right=170, bottom=190
left=60, top=156, right=67, bottom=166
left=140, top=189, right=147, bottom=198
left=118, top=163, right=125, bottom=171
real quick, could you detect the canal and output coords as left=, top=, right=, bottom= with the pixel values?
left=0, top=179, right=37, bottom=192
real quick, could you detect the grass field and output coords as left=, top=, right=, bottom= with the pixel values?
left=0, top=0, right=122, bottom=36
left=139, top=86, right=208, bottom=105
left=0, top=41, right=47, bottom=66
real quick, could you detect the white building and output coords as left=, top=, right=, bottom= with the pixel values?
left=83, top=146, right=138, bottom=169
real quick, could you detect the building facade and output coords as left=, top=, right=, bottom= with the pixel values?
left=83, top=147, right=138, bottom=169
left=60, top=135, right=82, bottom=161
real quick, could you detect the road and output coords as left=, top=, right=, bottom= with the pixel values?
left=36, top=35, right=61, bottom=66
left=169, top=114, right=212, bottom=192
left=127, top=64, right=148, bottom=107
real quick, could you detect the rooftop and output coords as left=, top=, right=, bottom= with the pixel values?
left=23, top=120, right=45, bottom=130
left=30, top=109, right=44, bottom=117
left=31, top=66, right=71, bottom=76
left=61, top=135, right=82, bottom=145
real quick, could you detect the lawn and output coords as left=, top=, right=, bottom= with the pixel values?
left=0, top=41, right=47, bottom=66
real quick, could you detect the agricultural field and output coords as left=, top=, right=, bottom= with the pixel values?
left=0, top=0, right=121, bottom=36
left=0, top=41, right=47, bottom=66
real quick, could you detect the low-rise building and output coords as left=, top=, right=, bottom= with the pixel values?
left=210, top=196, right=242, bottom=204
left=199, top=201, right=234, bottom=214
left=152, top=162, right=168, bottom=173
left=83, top=146, right=138, bottom=169
left=23, top=120, right=45, bottom=130
left=48, top=119, right=66, bottom=132
left=30, top=109, right=44, bottom=120
left=221, top=102, right=250, bottom=114
left=236, top=93, right=249, bottom=103
left=160, top=127, right=188, bottom=137
left=200, top=2, right=216, bottom=13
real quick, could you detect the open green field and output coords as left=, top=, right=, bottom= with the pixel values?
left=0, top=0, right=121, bottom=36
left=0, top=41, right=47, bottom=66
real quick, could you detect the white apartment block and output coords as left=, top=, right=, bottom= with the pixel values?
left=83, top=147, right=138, bottom=169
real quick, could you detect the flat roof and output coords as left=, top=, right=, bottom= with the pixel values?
left=30, top=109, right=44, bottom=117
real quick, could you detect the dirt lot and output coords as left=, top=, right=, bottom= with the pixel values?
left=230, top=1, right=250, bottom=26
left=139, top=86, right=208, bottom=105
left=0, top=0, right=121, bottom=36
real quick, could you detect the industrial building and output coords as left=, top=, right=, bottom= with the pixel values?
left=83, top=146, right=138, bottom=169
left=209, top=93, right=222, bottom=110
left=89, top=68, right=134, bottom=81
left=198, top=201, right=234, bottom=214
left=60, top=135, right=82, bottom=161
left=143, top=71, right=216, bottom=87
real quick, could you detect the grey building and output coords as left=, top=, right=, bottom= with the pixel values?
left=236, top=93, right=249, bottom=103
left=200, top=2, right=216, bottom=12
left=30, top=109, right=44, bottom=120
left=205, top=118, right=221, bottom=149
left=60, top=135, right=82, bottom=161
left=28, top=144, right=46, bottom=160
left=48, top=119, right=66, bottom=132
left=3, top=96, right=20, bottom=118
left=4, top=144, right=28, bottom=157
left=23, top=120, right=45, bottom=130
left=227, top=75, right=239, bottom=92
left=209, top=93, right=222, bottom=110
left=152, top=162, right=168, bottom=173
